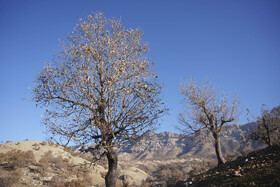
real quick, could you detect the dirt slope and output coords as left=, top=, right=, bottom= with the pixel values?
left=188, top=144, right=280, bottom=186
left=0, top=141, right=150, bottom=186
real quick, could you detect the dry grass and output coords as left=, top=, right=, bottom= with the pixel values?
left=0, top=140, right=156, bottom=186
left=0, top=141, right=106, bottom=186
left=0, top=150, right=34, bottom=187
left=0, top=169, right=22, bottom=187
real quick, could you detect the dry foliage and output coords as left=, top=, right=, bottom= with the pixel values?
left=39, top=150, right=71, bottom=172
left=32, top=11, right=166, bottom=148
left=0, top=169, right=22, bottom=187
left=0, top=150, right=34, bottom=187
left=249, top=105, right=280, bottom=146
left=0, top=147, right=95, bottom=187
left=158, top=168, right=184, bottom=186
left=0, top=150, right=35, bottom=169
left=178, top=77, right=239, bottom=165
left=51, top=175, right=92, bottom=187
left=32, top=12, right=166, bottom=186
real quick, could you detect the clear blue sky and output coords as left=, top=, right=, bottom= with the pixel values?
left=0, top=0, right=279, bottom=142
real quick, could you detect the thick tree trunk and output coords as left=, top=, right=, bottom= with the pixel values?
left=213, top=133, right=226, bottom=166
left=105, top=149, right=118, bottom=187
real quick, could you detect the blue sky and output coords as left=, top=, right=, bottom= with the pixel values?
left=0, top=0, right=279, bottom=142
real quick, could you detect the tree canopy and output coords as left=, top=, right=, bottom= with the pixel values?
left=178, top=77, right=239, bottom=165
left=32, top=12, right=166, bottom=186
left=249, top=105, right=280, bottom=146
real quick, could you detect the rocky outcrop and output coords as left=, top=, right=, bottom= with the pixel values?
left=117, top=123, right=264, bottom=161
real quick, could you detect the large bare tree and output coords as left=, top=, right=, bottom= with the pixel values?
left=248, top=105, right=280, bottom=146
left=32, top=12, right=166, bottom=187
left=178, top=78, right=239, bottom=165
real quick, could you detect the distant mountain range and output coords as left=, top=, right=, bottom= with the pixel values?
left=116, top=123, right=263, bottom=161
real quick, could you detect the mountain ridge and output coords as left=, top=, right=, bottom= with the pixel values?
left=116, top=123, right=263, bottom=161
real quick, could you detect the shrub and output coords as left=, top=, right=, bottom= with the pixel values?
left=39, top=151, right=71, bottom=171
left=158, top=168, right=184, bottom=186
left=51, top=174, right=92, bottom=187
left=0, top=169, right=22, bottom=187
left=1, top=150, right=35, bottom=169
left=32, top=143, right=40, bottom=150
left=22, top=150, right=35, bottom=164
left=0, top=153, right=5, bottom=163
left=40, top=141, right=48, bottom=146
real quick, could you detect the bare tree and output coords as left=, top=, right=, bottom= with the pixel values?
left=248, top=105, right=280, bottom=146
left=178, top=78, right=239, bottom=165
left=32, top=12, right=166, bottom=187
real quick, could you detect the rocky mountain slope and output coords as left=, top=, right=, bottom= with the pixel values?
left=188, top=143, right=280, bottom=186
left=117, top=123, right=263, bottom=161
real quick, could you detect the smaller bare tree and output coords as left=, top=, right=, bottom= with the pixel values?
left=178, top=77, right=239, bottom=165
left=248, top=105, right=280, bottom=146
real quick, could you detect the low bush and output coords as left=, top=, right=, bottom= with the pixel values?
left=158, top=168, right=184, bottom=186
left=40, top=141, right=48, bottom=146
left=32, top=143, right=40, bottom=150
left=0, top=150, right=35, bottom=169
left=39, top=151, right=71, bottom=171
left=0, top=148, right=95, bottom=187
left=0, top=169, right=22, bottom=187
left=51, top=172, right=92, bottom=187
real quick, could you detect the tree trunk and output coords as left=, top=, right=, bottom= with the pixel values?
left=213, top=133, right=225, bottom=166
left=105, top=149, right=118, bottom=187
left=265, top=125, right=272, bottom=146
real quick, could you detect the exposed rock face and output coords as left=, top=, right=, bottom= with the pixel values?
left=117, top=123, right=263, bottom=161
left=117, top=132, right=195, bottom=160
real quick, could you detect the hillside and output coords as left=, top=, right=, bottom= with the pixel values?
left=0, top=141, right=149, bottom=187
left=188, top=144, right=280, bottom=186
left=0, top=123, right=267, bottom=186
left=114, top=123, right=266, bottom=186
